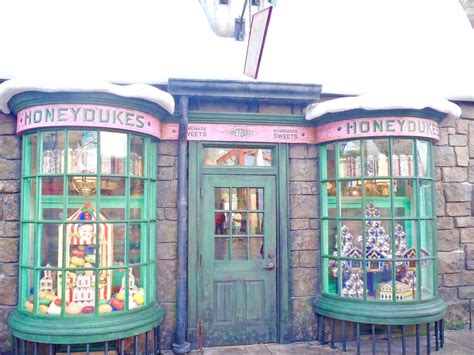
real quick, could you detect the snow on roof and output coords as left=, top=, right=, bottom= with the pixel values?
left=305, top=92, right=462, bottom=121
left=0, top=78, right=175, bottom=115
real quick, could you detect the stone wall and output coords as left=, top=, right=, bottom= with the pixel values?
left=288, top=144, right=320, bottom=341
left=0, top=113, right=21, bottom=352
left=156, top=141, right=179, bottom=349
left=436, top=101, right=474, bottom=329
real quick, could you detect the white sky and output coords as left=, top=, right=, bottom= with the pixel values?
left=0, top=0, right=473, bottom=99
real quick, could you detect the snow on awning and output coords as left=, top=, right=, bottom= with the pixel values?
left=0, top=78, right=175, bottom=115
left=305, top=92, right=462, bottom=121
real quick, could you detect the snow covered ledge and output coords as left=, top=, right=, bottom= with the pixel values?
left=304, top=93, right=462, bottom=145
left=305, top=93, right=462, bottom=122
left=0, top=78, right=175, bottom=115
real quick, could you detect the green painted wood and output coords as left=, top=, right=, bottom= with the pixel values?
left=314, top=293, right=446, bottom=325
left=200, top=174, right=277, bottom=346
left=8, top=303, right=164, bottom=344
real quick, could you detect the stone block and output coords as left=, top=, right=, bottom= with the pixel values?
left=437, top=128, right=448, bottom=146
left=309, top=219, right=319, bottom=230
left=444, top=301, right=470, bottom=329
left=289, top=159, right=317, bottom=182
left=470, top=123, right=474, bottom=157
left=434, top=146, right=456, bottom=167
left=442, top=167, right=467, bottom=182
left=449, top=134, right=467, bottom=147
left=469, top=161, right=474, bottom=182
left=467, top=260, right=474, bottom=270
left=465, top=244, right=474, bottom=259
left=436, top=190, right=446, bottom=216
left=290, top=219, right=310, bottom=230
left=0, top=276, right=17, bottom=305
left=0, top=114, right=16, bottom=135
left=443, top=271, right=474, bottom=286
left=299, top=250, right=318, bottom=268
left=157, top=155, right=176, bottom=167
left=291, top=251, right=299, bottom=267
left=289, top=145, right=308, bottom=159
left=446, top=202, right=470, bottom=217
left=464, top=230, right=474, bottom=246
left=289, top=182, right=301, bottom=195
left=157, top=208, right=166, bottom=221
left=290, top=195, right=318, bottom=219
left=454, top=216, right=474, bottom=228
left=157, top=242, right=177, bottom=260
left=291, top=297, right=318, bottom=341
left=0, top=222, right=19, bottom=238
left=456, top=119, right=468, bottom=135
left=291, top=268, right=318, bottom=297
left=0, top=239, right=18, bottom=262
left=436, top=217, right=454, bottom=230
left=308, top=145, right=318, bottom=159
left=157, top=180, right=177, bottom=207
left=291, top=229, right=317, bottom=251
left=157, top=260, right=177, bottom=303
left=158, top=167, right=175, bottom=181
left=444, top=183, right=472, bottom=202
left=164, top=208, right=178, bottom=221
left=2, top=194, right=20, bottom=221
left=157, top=220, right=178, bottom=243
left=0, top=137, right=20, bottom=160
left=439, top=287, right=458, bottom=302
left=1, top=263, right=18, bottom=277
left=458, top=286, right=474, bottom=299
left=0, top=160, right=20, bottom=180
left=435, top=167, right=442, bottom=182
left=437, top=229, right=460, bottom=251
left=438, top=251, right=465, bottom=273
left=301, top=182, right=318, bottom=195
left=158, top=303, right=176, bottom=350
left=0, top=181, right=20, bottom=193
left=158, top=141, right=178, bottom=156
left=455, top=147, right=469, bottom=167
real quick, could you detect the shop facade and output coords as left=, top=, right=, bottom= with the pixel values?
left=0, top=78, right=473, bottom=353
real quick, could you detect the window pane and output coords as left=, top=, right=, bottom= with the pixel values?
left=341, top=180, right=363, bottom=217
left=248, top=213, right=264, bottom=234
left=249, top=237, right=264, bottom=260
left=41, top=224, right=61, bottom=267
left=394, top=179, right=416, bottom=217
left=215, top=212, right=229, bottom=235
left=204, top=148, right=272, bottom=166
left=129, top=266, right=146, bottom=309
left=232, top=237, right=247, bottom=260
left=68, top=131, right=97, bottom=173
left=100, top=223, right=125, bottom=265
left=342, top=267, right=364, bottom=299
left=215, top=237, right=229, bottom=260
left=215, top=187, right=230, bottom=210
left=323, top=257, right=337, bottom=294
left=23, top=178, right=37, bottom=220
left=130, top=179, right=145, bottom=220
left=324, top=143, right=336, bottom=179
left=232, top=212, right=247, bottom=235
left=24, top=134, right=38, bottom=176
left=22, top=224, right=35, bottom=266
left=421, top=259, right=434, bottom=300
left=392, top=139, right=414, bottom=177
left=42, top=131, right=65, bottom=174
left=394, top=220, right=417, bottom=259
left=41, top=177, right=64, bottom=220
left=248, top=188, right=263, bottom=210
left=339, top=141, right=361, bottom=178
left=322, top=220, right=338, bottom=256
left=130, top=224, right=144, bottom=264
left=364, top=139, right=389, bottom=177
left=420, top=220, right=434, bottom=256
left=21, top=269, right=35, bottom=313
left=100, top=177, right=126, bottom=220
left=69, top=176, right=97, bottom=198
left=130, top=136, right=145, bottom=176
left=232, top=188, right=247, bottom=210
left=417, top=140, right=431, bottom=177
left=419, top=180, right=433, bottom=218
left=100, top=131, right=127, bottom=174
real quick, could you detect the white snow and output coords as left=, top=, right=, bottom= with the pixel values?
left=0, top=78, right=175, bottom=115
left=305, top=92, right=462, bottom=121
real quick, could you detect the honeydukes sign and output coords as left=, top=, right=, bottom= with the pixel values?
left=17, top=104, right=162, bottom=138
left=314, top=116, right=440, bottom=144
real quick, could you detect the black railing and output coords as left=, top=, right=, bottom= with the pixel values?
left=10, top=326, right=160, bottom=355
left=316, top=314, right=444, bottom=355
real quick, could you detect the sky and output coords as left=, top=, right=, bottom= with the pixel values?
left=0, top=0, right=473, bottom=99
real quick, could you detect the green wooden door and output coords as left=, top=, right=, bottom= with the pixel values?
left=200, top=174, right=277, bottom=346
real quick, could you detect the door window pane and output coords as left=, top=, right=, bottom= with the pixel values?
left=232, top=237, right=247, bottom=260
left=232, top=212, right=247, bottom=235
left=215, top=237, right=229, bottom=260
left=204, top=148, right=272, bottom=166
left=249, top=238, right=264, bottom=260
left=248, top=188, right=264, bottom=210
left=248, top=213, right=264, bottom=234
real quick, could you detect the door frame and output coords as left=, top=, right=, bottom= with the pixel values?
left=187, top=141, right=291, bottom=347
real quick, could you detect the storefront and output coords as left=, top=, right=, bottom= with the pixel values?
left=0, top=79, right=472, bottom=354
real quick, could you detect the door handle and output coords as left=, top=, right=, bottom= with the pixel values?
left=262, top=252, right=276, bottom=270
left=262, top=261, right=276, bottom=270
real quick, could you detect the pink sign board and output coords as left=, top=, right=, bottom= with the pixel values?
left=314, top=117, right=440, bottom=144
left=17, top=104, right=163, bottom=139
left=160, top=123, right=316, bottom=144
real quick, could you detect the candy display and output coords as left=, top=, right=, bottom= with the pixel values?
left=329, top=202, right=429, bottom=300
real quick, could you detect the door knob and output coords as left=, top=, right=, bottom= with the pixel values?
left=262, top=252, right=276, bottom=270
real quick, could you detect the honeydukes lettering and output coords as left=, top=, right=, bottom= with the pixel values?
left=315, top=117, right=440, bottom=144
left=17, top=104, right=162, bottom=139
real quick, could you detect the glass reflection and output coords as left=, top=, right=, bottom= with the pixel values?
left=68, top=131, right=97, bottom=174
left=325, top=143, right=336, bottom=179
left=232, top=212, right=247, bottom=235
left=248, top=188, right=263, bottom=210
left=392, top=139, right=414, bottom=177
left=25, top=134, right=38, bottom=176
left=130, top=136, right=145, bottom=176
left=214, top=188, right=230, bottom=210
left=41, top=224, right=60, bottom=266
left=248, top=213, right=264, bottom=234
left=394, top=179, right=416, bottom=217
left=42, top=131, right=65, bottom=174
left=101, top=132, right=127, bottom=175
left=232, top=237, right=247, bottom=260
left=215, top=212, right=229, bottom=235
left=232, top=188, right=247, bottom=210
left=339, top=141, right=361, bottom=178
left=364, top=139, right=390, bottom=177
left=204, top=148, right=272, bottom=166
left=215, top=237, right=229, bottom=260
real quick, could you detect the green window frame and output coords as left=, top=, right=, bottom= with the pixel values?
left=19, top=128, right=158, bottom=317
left=320, top=138, right=437, bottom=303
